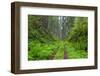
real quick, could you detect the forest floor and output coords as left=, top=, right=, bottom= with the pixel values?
left=50, top=47, right=68, bottom=60
left=28, top=41, right=88, bottom=60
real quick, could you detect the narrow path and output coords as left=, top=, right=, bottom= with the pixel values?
left=64, top=47, right=68, bottom=59
left=49, top=47, right=68, bottom=59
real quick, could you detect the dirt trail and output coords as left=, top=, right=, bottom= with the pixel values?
left=64, top=48, right=68, bottom=59
left=49, top=47, right=68, bottom=59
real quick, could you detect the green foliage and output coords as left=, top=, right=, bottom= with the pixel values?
left=28, top=15, right=57, bottom=43
left=28, top=40, right=65, bottom=60
left=55, top=47, right=64, bottom=59
left=68, top=17, right=88, bottom=51
left=28, top=41, right=54, bottom=60
left=65, top=41, right=88, bottom=59
left=28, top=15, right=88, bottom=60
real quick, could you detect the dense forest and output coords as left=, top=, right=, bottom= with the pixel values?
left=28, top=15, right=88, bottom=60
